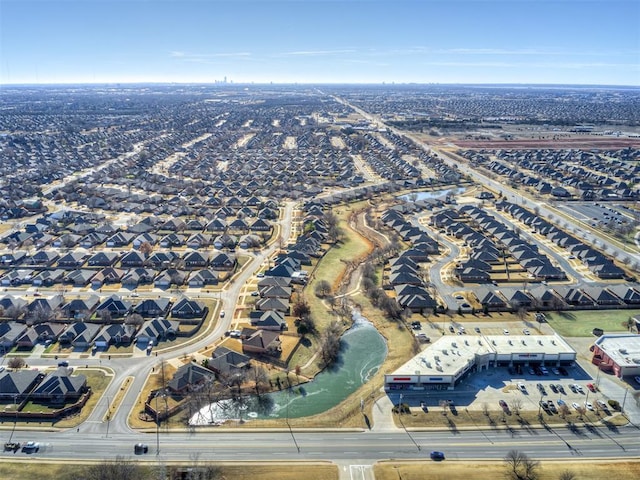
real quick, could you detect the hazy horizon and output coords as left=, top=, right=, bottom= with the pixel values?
left=1, top=0, right=639, bottom=86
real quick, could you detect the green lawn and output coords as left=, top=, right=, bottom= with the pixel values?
left=545, top=309, right=638, bottom=337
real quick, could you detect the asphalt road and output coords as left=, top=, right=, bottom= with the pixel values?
left=4, top=425, right=639, bottom=462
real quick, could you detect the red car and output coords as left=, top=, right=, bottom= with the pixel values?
left=586, top=383, right=598, bottom=392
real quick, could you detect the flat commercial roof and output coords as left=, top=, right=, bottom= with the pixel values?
left=393, top=335, right=492, bottom=378
left=391, top=334, right=575, bottom=379
left=595, top=334, right=640, bottom=368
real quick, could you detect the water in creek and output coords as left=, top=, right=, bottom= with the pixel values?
left=189, top=312, right=388, bottom=424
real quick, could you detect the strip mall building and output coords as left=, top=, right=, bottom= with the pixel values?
left=591, top=334, right=640, bottom=378
left=385, top=334, right=576, bottom=390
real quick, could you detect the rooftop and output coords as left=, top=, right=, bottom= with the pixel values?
left=595, top=334, right=640, bottom=368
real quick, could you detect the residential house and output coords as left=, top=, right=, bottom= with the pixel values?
left=93, top=324, right=137, bottom=348
left=167, top=363, right=215, bottom=395
left=59, top=322, right=101, bottom=348
left=132, top=298, right=171, bottom=318
left=135, top=317, right=179, bottom=345
left=31, top=367, right=87, bottom=404
left=0, top=369, right=44, bottom=401
left=209, top=346, right=251, bottom=377
left=170, top=297, right=205, bottom=318
left=241, top=329, right=281, bottom=356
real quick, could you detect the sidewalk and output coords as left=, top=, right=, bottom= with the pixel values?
left=370, top=392, right=400, bottom=433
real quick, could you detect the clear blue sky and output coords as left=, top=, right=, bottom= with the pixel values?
left=1, top=0, right=638, bottom=85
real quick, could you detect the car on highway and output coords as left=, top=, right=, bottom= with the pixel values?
left=430, top=451, right=445, bottom=461
left=134, top=443, right=149, bottom=454
left=21, top=441, right=39, bottom=453
left=57, top=360, right=69, bottom=367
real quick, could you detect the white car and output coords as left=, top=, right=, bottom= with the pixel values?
left=584, top=402, right=594, bottom=411
left=523, top=329, right=530, bottom=335
left=220, top=310, right=225, bottom=318
left=517, top=383, right=527, bottom=392
left=572, top=402, right=580, bottom=410
left=503, top=329, right=510, bottom=335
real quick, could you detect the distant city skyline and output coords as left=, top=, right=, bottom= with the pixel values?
left=1, top=0, right=638, bottom=86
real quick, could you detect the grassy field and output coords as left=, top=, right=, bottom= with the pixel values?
left=544, top=309, right=639, bottom=337
left=0, top=462, right=338, bottom=480
left=375, top=460, right=640, bottom=480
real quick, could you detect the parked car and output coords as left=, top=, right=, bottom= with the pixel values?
left=503, top=329, right=509, bottom=335
left=586, top=383, right=597, bottom=392
left=518, top=383, right=527, bottom=393
left=220, top=310, right=225, bottom=318
left=547, top=401, right=558, bottom=414
left=558, top=367, right=569, bottom=376
left=549, top=384, right=558, bottom=393
left=523, top=328, right=530, bottom=335
left=474, top=327, right=481, bottom=333
left=569, top=384, right=578, bottom=393
left=557, top=384, right=566, bottom=395
left=596, top=400, right=608, bottom=410
left=551, top=368, right=560, bottom=375
left=557, top=398, right=566, bottom=406
left=584, top=402, right=594, bottom=411
left=499, top=400, right=508, bottom=410
left=572, top=402, right=580, bottom=410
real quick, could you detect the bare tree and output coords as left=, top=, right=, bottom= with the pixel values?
left=318, top=320, right=342, bottom=368
left=8, top=357, right=26, bottom=369
left=125, top=313, right=144, bottom=326
left=80, top=455, right=143, bottom=480
left=504, top=449, right=539, bottom=480
left=314, top=280, right=332, bottom=298
left=250, top=365, right=270, bottom=397
left=559, top=470, right=577, bottom=480
left=511, top=398, right=523, bottom=416
left=98, top=309, right=112, bottom=323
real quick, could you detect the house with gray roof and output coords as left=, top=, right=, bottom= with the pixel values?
left=0, top=369, right=44, bottom=401
left=167, top=363, right=215, bottom=394
left=31, top=367, right=87, bottom=404
left=135, top=317, right=179, bottom=345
